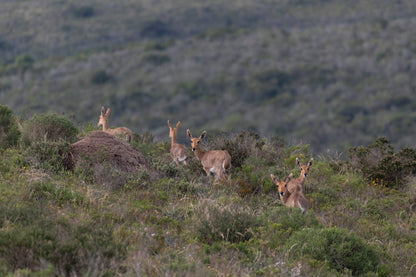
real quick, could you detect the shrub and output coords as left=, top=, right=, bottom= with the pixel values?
left=259, top=206, right=321, bottom=248
left=208, top=131, right=276, bottom=169
left=29, top=141, right=73, bottom=172
left=90, top=70, right=112, bottom=85
left=349, top=137, right=416, bottom=187
left=69, top=5, right=95, bottom=18
left=14, top=54, right=34, bottom=72
left=23, top=114, right=78, bottom=144
left=141, top=53, right=170, bottom=66
left=0, top=104, right=21, bottom=148
left=140, top=20, right=174, bottom=38
left=285, top=227, right=379, bottom=275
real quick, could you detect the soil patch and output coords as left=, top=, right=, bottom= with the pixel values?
left=71, top=131, right=148, bottom=174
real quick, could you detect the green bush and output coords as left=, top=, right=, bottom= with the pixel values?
left=285, top=227, right=379, bottom=275
left=23, top=114, right=78, bottom=144
left=29, top=141, right=73, bottom=172
left=90, top=70, right=112, bottom=85
left=349, top=137, right=416, bottom=187
left=14, top=54, right=34, bottom=72
left=69, top=5, right=95, bottom=18
left=0, top=104, right=21, bottom=148
left=259, top=207, right=321, bottom=248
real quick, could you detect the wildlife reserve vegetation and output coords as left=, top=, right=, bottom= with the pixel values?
left=1, top=0, right=416, bottom=276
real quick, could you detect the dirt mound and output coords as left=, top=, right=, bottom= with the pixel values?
left=71, top=131, right=148, bottom=174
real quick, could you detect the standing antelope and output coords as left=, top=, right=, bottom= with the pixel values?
left=271, top=174, right=309, bottom=214
left=287, top=157, right=313, bottom=193
left=187, top=129, right=231, bottom=180
left=98, top=106, right=133, bottom=142
left=168, top=120, right=188, bottom=165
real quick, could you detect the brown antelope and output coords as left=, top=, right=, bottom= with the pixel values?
left=287, top=157, right=314, bottom=193
left=167, top=120, right=188, bottom=165
left=187, top=129, right=231, bottom=180
left=97, top=106, right=133, bottom=142
left=271, top=174, right=309, bottom=214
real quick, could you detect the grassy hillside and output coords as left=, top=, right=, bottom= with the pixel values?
left=1, top=109, right=416, bottom=276
left=1, top=0, right=416, bottom=153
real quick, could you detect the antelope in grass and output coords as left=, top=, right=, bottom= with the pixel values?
left=271, top=174, right=309, bottom=214
left=167, top=120, right=188, bottom=165
left=187, top=129, right=231, bottom=180
left=286, top=157, right=314, bottom=193
left=98, top=106, right=133, bottom=142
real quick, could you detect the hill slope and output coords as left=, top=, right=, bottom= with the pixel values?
left=1, top=0, right=416, bottom=152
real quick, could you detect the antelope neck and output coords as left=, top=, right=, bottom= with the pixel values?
left=280, top=190, right=291, bottom=203
left=193, top=147, right=206, bottom=161
left=101, top=120, right=109, bottom=131
left=297, top=175, right=306, bottom=183
left=171, top=132, right=178, bottom=144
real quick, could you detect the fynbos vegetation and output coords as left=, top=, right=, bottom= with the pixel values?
left=1, top=107, right=416, bottom=276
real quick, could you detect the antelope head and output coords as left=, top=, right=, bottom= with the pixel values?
left=271, top=174, right=292, bottom=197
left=168, top=120, right=181, bottom=139
left=187, top=129, right=206, bottom=152
left=296, top=157, right=313, bottom=178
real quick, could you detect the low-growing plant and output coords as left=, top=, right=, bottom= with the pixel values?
left=285, top=227, right=380, bottom=276
left=195, top=203, right=258, bottom=244
left=259, top=206, right=321, bottom=248
left=22, top=114, right=78, bottom=144
left=28, top=181, right=85, bottom=207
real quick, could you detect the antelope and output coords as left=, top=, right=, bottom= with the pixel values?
left=187, top=129, right=231, bottom=180
left=271, top=174, right=309, bottom=214
left=97, top=106, right=133, bottom=142
left=287, top=157, right=314, bottom=193
left=167, top=120, right=188, bottom=165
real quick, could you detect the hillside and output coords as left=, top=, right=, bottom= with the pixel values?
left=1, top=0, right=416, bottom=152
left=1, top=109, right=416, bottom=276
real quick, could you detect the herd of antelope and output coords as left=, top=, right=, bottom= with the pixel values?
left=97, top=106, right=313, bottom=214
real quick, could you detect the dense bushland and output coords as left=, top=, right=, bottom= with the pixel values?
left=1, top=109, right=416, bottom=276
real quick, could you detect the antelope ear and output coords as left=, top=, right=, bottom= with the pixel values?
left=296, top=158, right=301, bottom=167
left=167, top=120, right=172, bottom=128
left=187, top=129, right=193, bottom=139
left=176, top=121, right=181, bottom=128
left=270, top=174, right=279, bottom=183
left=308, top=158, right=314, bottom=167
left=105, top=108, right=111, bottom=116
left=200, top=131, right=207, bottom=140
left=101, top=106, right=105, bottom=115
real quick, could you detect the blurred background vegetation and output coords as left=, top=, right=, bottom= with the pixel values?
left=1, top=0, right=416, bottom=153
